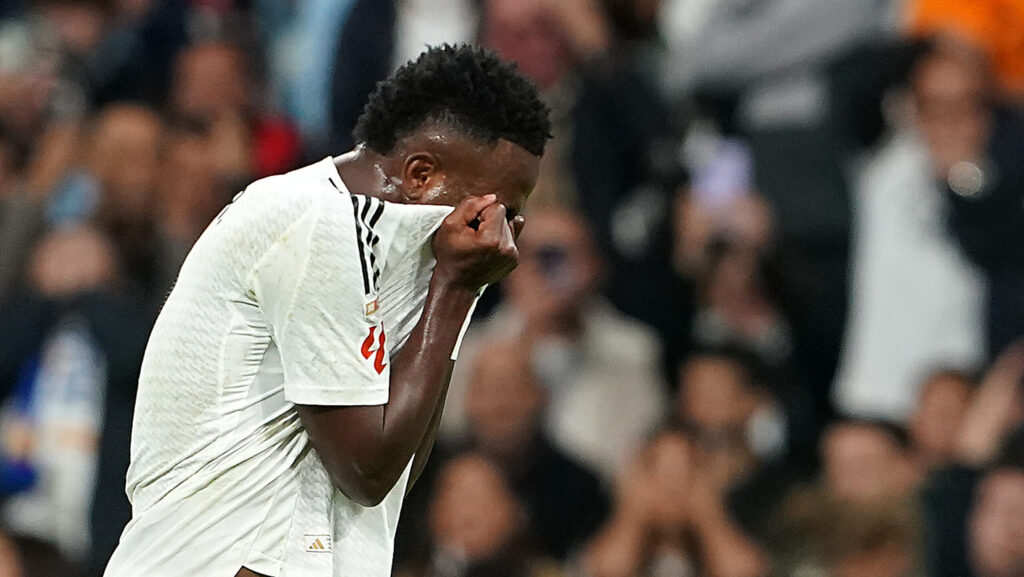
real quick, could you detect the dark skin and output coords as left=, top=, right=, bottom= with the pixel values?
left=236, top=127, right=539, bottom=577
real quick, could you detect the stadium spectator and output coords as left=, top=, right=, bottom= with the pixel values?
left=820, top=420, right=919, bottom=504
left=672, top=139, right=773, bottom=277
left=773, top=419, right=922, bottom=576
left=688, top=242, right=790, bottom=369
left=0, top=104, right=161, bottom=301
left=833, top=45, right=988, bottom=420
left=677, top=349, right=781, bottom=483
left=402, top=337, right=609, bottom=562
left=33, top=0, right=188, bottom=108
left=923, top=344, right=1024, bottom=577
left=0, top=226, right=149, bottom=568
left=441, top=208, right=667, bottom=482
left=150, top=118, right=232, bottom=293
left=670, top=140, right=784, bottom=377
left=479, top=0, right=681, bottom=351
left=0, top=20, right=63, bottom=141
left=968, top=446, right=1024, bottom=577
left=910, top=39, right=1024, bottom=357
left=675, top=347, right=808, bottom=542
left=170, top=40, right=300, bottom=182
left=397, top=338, right=606, bottom=565
left=581, top=428, right=769, bottom=577
left=398, top=453, right=564, bottom=577
left=88, top=104, right=163, bottom=290
left=0, top=22, right=81, bottom=301
left=666, top=0, right=907, bottom=438
left=324, top=0, right=477, bottom=155
left=905, top=0, right=1024, bottom=101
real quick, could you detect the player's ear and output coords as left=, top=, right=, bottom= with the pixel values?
left=401, top=152, right=440, bottom=201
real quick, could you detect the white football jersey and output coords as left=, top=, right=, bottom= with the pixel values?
left=104, top=158, right=454, bottom=577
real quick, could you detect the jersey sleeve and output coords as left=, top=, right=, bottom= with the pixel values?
left=250, top=191, right=390, bottom=406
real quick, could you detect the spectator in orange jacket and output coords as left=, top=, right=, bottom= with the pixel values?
left=906, top=0, right=1024, bottom=101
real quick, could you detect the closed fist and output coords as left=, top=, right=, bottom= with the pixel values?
left=433, top=194, right=523, bottom=290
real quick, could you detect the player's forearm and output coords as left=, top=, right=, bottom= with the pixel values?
left=406, top=371, right=452, bottom=495
left=300, top=197, right=515, bottom=507
left=351, top=276, right=475, bottom=500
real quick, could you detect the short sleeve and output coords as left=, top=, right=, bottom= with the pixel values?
left=250, top=192, right=389, bottom=406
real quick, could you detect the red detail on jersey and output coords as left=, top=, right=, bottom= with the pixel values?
left=360, top=325, right=388, bottom=374
left=361, top=327, right=378, bottom=359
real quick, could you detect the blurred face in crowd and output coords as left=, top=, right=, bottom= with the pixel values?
left=28, top=226, right=118, bottom=297
left=970, top=470, right=1024, bottom=577
left=117, top=0, right=153, bottom=20
left=465, top=340, right=547, bottom=457
left=912, top=44, right=992, bottom=177
left=0, top=23, right=59, bottom=136
left=677, top=355, right=758, bottom=434
left=823, top=423, right=916, bottom=503
left=88, top=104, right=163, bottom=220
left=909, top=371, right=973, bottom=468
left=172, top=42, right=249, bottom=121
left=481, top=0, right=574, bottom=91
left=157, top=127, right=224, bottom=238
left=702, top=244, right=767, bottom=316
left=506, top=208, right=601, bottom=325
left=38, top=0, right=108, bottom=56
left=429, top=455, right=524, bottom=562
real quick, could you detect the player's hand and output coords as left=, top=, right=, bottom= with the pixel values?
left=433, top=194, right=520, bottom=291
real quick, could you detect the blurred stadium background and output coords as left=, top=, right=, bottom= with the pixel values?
left=1, top=0, right=1024, bottom=576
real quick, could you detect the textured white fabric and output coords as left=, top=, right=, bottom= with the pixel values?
left=834, top=134, right=986, bottom=420
left=104, top=158, right=452, bottom=577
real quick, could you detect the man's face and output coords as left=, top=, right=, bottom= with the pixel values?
left=481, top=0, right=573, bottom=90
left=678, top=356, right=757, bottom=433
left=89, top=105, right=163, bottom=220
left=429, top=456, right=522, bottom=562
left=411, top=137, right=540, bottom=224
left=970, top=470, right=1024, bottom=577
left=823, top=424, right=914, bottom=503
left=173, top=43, right=249, bottom=120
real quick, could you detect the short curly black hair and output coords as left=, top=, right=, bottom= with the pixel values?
left=353, top=44, right=552, bottom=157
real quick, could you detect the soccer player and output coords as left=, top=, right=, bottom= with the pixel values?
left=103, top=45, right=551, bottom=577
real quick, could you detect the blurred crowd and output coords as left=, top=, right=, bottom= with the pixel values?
left=1, top=0, right=1024, bottom=576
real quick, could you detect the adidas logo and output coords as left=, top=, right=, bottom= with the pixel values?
left=304, top=534, right=331, bottom=553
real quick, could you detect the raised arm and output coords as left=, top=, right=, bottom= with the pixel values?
left=297, top=195, right=518, bottom=507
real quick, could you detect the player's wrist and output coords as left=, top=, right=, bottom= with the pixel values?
left=430, top=266, right=484, bottom=296
left=428, top=272, right=481, bottom=310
